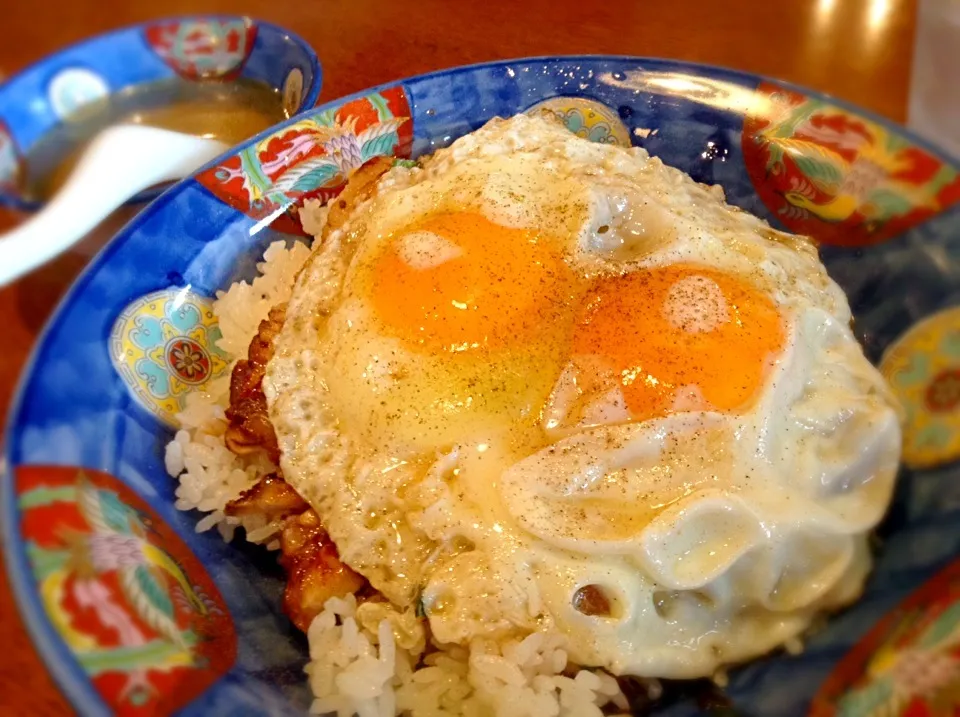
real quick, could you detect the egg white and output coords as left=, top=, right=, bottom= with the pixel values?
left=264, top=114, right=902, bottom=678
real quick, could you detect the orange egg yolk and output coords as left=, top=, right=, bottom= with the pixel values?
left=370, top=212, right=573, bottom=353
left=573, top=264, right=784, bottom=421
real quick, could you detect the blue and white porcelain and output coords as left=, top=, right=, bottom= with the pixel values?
left=0, top=15, right=321, bottom=210
left=5, top=57, right=960, bottom=717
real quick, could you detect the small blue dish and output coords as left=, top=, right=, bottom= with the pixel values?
left=0, top=15, right=321, bottom=211
left=4, top=56, right=960, bottom=716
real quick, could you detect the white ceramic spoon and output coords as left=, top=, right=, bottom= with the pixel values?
left=0, top=124, right=229, bottom=286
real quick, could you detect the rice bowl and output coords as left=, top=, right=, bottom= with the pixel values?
left=8, top=55, right=958, bottom=717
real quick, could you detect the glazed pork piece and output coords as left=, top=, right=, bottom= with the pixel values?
left=224, top=305, right=286, bottom=463
left=223, top=310, right=366, bottom=632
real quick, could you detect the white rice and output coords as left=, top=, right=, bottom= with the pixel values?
left=165, top=228, right=632, bottom=716
left=307, top=595, right=630, bottom=717
left=214, top=239, right=312, bottom=358
left=164, top=239, right=311, bottom=544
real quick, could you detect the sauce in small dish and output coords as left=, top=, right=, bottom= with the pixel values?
left=17, top=77, right=289, bottom=202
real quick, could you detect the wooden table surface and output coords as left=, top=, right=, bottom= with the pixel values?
left=0, top=0, right=919, bottom=713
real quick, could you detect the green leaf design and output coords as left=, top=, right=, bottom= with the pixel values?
left=238, top=146, right=272, bottom=194
left=271, top=156, right=341, bottom=195
left=290, top=163, right=342, bottom=194
left=896, top=353, right=930, bottom=385
left=764, top=142, right=785, bottom=173
left=315, top=107, right=338, bottom=126
left=100, top=490, right=137, bottom=534
left=836, top=678, right=895, bottom=717
left=918, top=600, right=960, bottom=649
left=18, top=486, right=77, bottom=510
left=25, top=542, right=69, bottom=579
left=883, top=130, right=910, bottom=154
left=78, top=637, right=198, bottom=674
left=360, top=131, right=399, bottom=163
left=917, top=423, right=952, bottom=450
left=77, top=479, right=111, bottom=534
left=927, top=164, right=959, bottom=195
left=357, top=118, right=406, bottom=161
left=775, top=99, right=822, bottom=137
left=119, top=564, right=193, bottom=649
left=941, top=330, right=960, bottom=358
left=867, top=188, right=914, bottom=218
left=135, top=564, right=175, bottom=621
left=792, top=153, right=843, bottom=192
left=368, top=92, right=394, bottom=122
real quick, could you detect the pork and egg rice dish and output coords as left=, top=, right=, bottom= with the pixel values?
left=164, top=113, right=903, bottom=716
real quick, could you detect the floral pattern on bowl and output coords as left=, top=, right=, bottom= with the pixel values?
left=16, top=465, right=236, bottom=715
left=881, top=306, right=960, bottom=469
left=742, top=82, right=960, bottom=247
left=810, top=557, right=960, bottom=717
left=196, top=85, right=413, bottom=235
left=109, top=288, right=230, bottom=427
left=525, top=96, right=631, bottom=147
left=143, top=18, right=257, bottom=80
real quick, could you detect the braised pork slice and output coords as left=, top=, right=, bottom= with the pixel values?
left=279, top=510, right=366, bottom=632
left=225, top=476, right=366, bottom=631
left=224, top=473, right=308, bottom=522
left=224, top=304, right=286, bottom=463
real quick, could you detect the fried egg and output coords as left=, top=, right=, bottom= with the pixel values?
left=264, top=114, right=902, bottom=678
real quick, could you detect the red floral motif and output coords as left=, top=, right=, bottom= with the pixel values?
left=164, top=337, right=211, bottom=384
left=195, top=86, right=413, bottom=236
left=743, top=82, right=960, bottom=247
left=144, top=18, right=257, bottom=80
left=810, top=558, right=960, bottom=717
left=926, top=369, right=960, bottom=413
left=16, top=466, right=236, bottom=715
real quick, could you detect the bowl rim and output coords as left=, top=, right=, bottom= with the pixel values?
left=0, top=13, right=322, bottom=212
left=3, top=53, right=958, bottom=715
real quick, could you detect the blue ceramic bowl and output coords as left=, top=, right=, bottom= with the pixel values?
left=0, top=15, right=321, bottom=211
left=5, top=56, right=960, bottom=717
